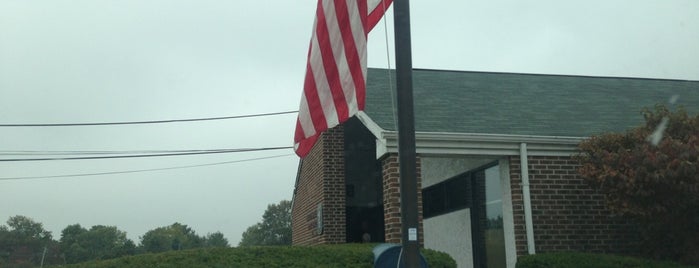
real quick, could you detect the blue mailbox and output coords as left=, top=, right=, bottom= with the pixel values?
left=372, top=243, right=428, bottom=268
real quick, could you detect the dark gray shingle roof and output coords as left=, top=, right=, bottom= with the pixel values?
left=364, top=68, right=699, bottom=137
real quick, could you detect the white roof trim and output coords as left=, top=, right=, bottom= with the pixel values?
left=356, top=111, right=387, bottom=141
left=355, top=112, right=390, bottom=156
left=383, top=131, right=583, bottom=157
left=355, top=113, right=585, bottom=158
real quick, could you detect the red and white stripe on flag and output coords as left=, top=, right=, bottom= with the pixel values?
left=294, top=0, right=392, bottom=157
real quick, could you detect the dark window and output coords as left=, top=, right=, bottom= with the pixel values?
left=422, top=186, right=445, bottom=218
left=423, top=173, right=471, bottom=219
left=445, top=175, right=470, bottom=210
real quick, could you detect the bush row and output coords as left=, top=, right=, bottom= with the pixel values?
left=516, top=252, right=697, bottom=268
left=61, top=244, right=456, bottom=268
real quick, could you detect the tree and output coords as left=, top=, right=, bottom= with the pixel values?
left=83, top=225, right=135, bottom=260
left=0, top=225, right=10, bottom=267
left=239, top=200, right=291, bottom=246
left=59, top=224, right=136, bottom=264
left=59, top=224, right=87, bottom=263
left=59, top=224, right=86, bottom=249
left=139, top=223, right=204, bottom=253
left=6, top=215, right=52, bottom=242
left=238, top=223, right=265, bottom=247
left=576, top=105, right=699, bottom=264
left=204, top=232, right=230, bottom=248
left=0, top=215, right=55, bottom=267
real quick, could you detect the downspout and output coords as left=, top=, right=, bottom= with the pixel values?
left=520, top=143, right=536, bottom=254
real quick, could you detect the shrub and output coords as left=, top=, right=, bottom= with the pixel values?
left=61, top=243, right=455, bottom=268
left=576, top=105, right=699, bottom=264
left=516, top=252, right=697, bottom=268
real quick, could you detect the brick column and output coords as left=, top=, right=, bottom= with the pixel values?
left=291, top=126, right=346, bottom=245
left=381, top=154, right=423, bottom=245
left=321, top=127, right=346, bottom=244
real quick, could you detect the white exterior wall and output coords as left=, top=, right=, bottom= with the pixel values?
left=424, top=209, right=472, bottom=268
left=421, top=156, right=516, bottom=268
left=422, top=157, right=495, bottom=187
left=422, top=157, right=495, bottom=268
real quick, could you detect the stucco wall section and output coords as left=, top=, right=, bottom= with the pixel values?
left=421, top=156, right=497, bottom=187
left=421, top=156, right=499, bottom=267
left=424, top=209, right=473, bottom=268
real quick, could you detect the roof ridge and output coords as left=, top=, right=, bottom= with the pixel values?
left=367, top=67, right=699, bottom=83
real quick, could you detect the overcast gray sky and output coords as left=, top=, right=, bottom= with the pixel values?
left=1, top=0, right=698, bottom=245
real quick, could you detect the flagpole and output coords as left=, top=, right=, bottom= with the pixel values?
left=392, top=0, right=420, bottom=267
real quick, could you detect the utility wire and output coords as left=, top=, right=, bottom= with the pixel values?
left=0, top=154, right=295, bottom=181
left=0, top=146, right=293, bottom=162
left=0, top=149, right=262, bottom=156
left=0, top=110, right=298, bottom=127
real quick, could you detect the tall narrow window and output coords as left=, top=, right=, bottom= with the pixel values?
left=484, top=165, right=506, bottom=268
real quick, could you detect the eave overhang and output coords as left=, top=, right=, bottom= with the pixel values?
left=356, top=112, right=584, bottom=158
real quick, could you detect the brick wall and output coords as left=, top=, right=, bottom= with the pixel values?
left=509, top=155, right=637, bottom=256
left=381, top=154, right=424, bottom=245
left=291, top=126, right=346, bottom=245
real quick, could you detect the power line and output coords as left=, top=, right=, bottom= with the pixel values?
left=0, top=154, right=295, bottom=181
left=0, top=110, right=298, bottom=127
left=0, top=148, right=267, bottom=156
left=0, top=146, right=293, bottom=162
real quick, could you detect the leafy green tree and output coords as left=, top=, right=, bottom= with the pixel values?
left=239, top=223, right=264, bottom=246
left=204, top=232, right=230, bottom=247
left=139, top=223, right=204, bottom=253
left=59, top=224, right=86, bottom=248
left=239, top=200, right=291, bottom=246
left=0, top=225, right=9, bottom=267
left=59, top=224, right=135, bottom=263
left=83, top=225, right=136, bottom=259
left=6, top=215, right=52, bottom=242
left=0, top=215, right=55, bottom=267
left=59, top=224, right=87, bottom=263
left=576, top=105, right=699, bottom=264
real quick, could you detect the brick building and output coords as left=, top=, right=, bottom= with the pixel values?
left=291, top=68, right=699, bottom=267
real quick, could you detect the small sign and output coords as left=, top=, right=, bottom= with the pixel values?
left=408, top=228, right=417, bottom=241
left=315, top=203, right=323, bottom=235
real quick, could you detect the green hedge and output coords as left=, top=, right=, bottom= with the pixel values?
left=59, top=244, right=455, bottom=268
left=516, top=252, right=697, bottom=268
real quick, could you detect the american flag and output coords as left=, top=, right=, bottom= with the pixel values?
left=294, top=0, right=392, bottom=157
